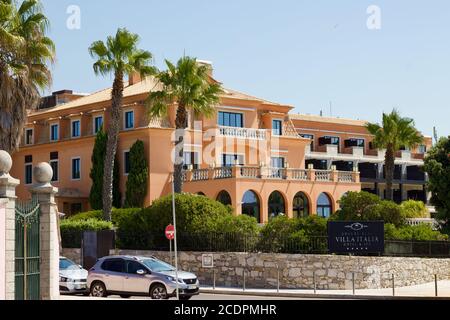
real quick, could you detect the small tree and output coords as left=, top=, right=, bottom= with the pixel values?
left=125, top=140, right=148, bottom=208
left=424, top=136, right=450, bottom=233
left=89, top=129, right=121, bottom=209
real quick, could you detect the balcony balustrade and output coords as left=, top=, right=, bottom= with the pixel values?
left=182, top=166, right=359, bottom=183
left=218, top=126, right=267, bottom=140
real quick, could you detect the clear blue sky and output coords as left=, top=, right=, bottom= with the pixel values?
left=41, top=0, right=450, bottom=137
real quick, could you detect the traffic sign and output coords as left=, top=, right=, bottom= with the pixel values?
left=165, top=224, right=175, bottom=240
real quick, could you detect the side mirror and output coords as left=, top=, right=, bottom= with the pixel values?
left=136, top=269, right=146, bottom=275
left=78, top=265, right=83, bottom=269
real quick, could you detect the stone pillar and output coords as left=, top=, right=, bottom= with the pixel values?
left=0, top=151, right=19, bottom=300
left=29, top=163, right=60, bottom=300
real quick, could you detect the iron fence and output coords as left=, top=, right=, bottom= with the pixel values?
left=61, top=230, right=450, bottom=258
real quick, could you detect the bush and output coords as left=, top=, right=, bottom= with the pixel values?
left=125, top=140, right=148, bottom=208
left=400, top=200, right=429, bottom=218
left=385, top=223, right=448, bottom=241
left=60, top=218, right=113, bottom=248
left=69, top=208, right=141, bottom=227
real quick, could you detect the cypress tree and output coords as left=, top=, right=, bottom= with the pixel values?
left=89, top=128, right=122, bottom=210
left=125, top=140, right=148, bottom=208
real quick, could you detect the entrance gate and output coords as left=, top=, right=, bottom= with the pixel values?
left=15, top=196, right=40, bottom=300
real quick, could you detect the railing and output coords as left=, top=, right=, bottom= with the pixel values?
left=290, top=169, right=308, bottom=181
left=219, top=126, right=267, bottom=140
left=338, top=172, right=354, bottom=183
left=315, top=170, right=331, bottom=181
left=267, top=168, right=286, bottom=179
left=192, top=169, right=209, bottom=181
left=406, top=218, right=439, bottom=230
left=240, top=167, right=260, bottom=178
left=213, top=167, right=233, bottom=179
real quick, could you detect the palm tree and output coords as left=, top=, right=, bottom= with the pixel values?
left=146, top=56, right=223, bottom=193
left=0, top=0, right=55, bottom=152
left=89, top=28, right=156, bottom=221
left=366, top=110, right=423, bottom=201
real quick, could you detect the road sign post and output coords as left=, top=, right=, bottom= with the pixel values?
left=171, top=179, right=179, bottom=300
left=165, top=225, right=175, bottom=266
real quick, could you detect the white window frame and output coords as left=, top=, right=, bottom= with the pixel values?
left=49, top=123, right=59, bottom=142
left=93, top=115, right=104, bottom=135
left=123, top=150, right=130, bottom=176
left=71, top=157, right=81, bottom=181
left=217, top=110, right=245, bottom=128
left=49, top=159, right=59, bottom=183
left=272, top=118, right=283, bottom=136
left=71, top=119, right=81, bottom=138
left=25, top=128, right=34, bottom=145
left=123, top=110, right=135, bottom=130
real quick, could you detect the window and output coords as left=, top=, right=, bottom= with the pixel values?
left=317, top=193, right=332, bottom=218
left=70, top=203, right=82, bottom=215
left=300, top=134, right=314, bottom=151
left=124, top=110, right=134, bottom=129
left=50, top=160, right=58, bottom=182
left=218, top=111, right=243, bottom=128
left=25, top=128, right=34, bottom=145
left=268, top=191, right=285, bottom=219
left=344, top=138, right=365, bottom=148
left=418, top=145, right=427, bottom=154
left=94, top=116, right=103, bottom=134
left=25, top=155, right=33, bottom=185
left=272, top=120, right=283, bottom=136
left=221, top=154, right=244, bottom=167
left=71, top=158, right=81, bottom=180
left=50, top=124, right=59, bottom=141
left=101, top=259, right=125, bottom=273
left=216, top=190, right=232, bottom=206
left=124, top=151, right=130, bottom=174
left=242, top=190, right=260, bottom=223
left=71, top=120, right=80, bottom=138
left=319, top=136, right=340, bottom=152
left=126, top=260, right=146, bottom=274
left=183, top=152, right=199, bottom=170
left=293, top=192, right=309, bottom=218
left=271, top=157, right=285, bottom=168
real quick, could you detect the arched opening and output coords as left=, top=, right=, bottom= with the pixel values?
left=197, top=192, right=206, bottom=196
left=317, top=193, right=333, bottom=218
left=268, top=191, right=286, bottom=220
left=242, top=190, right=260, bottom=223
left=293, top=192, right=309, bottom=218
left=216, top=190, right=232, bottom=206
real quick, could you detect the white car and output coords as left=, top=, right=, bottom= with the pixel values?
left=59, top=257, right=89, bottom=295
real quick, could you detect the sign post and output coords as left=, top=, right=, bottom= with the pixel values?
left=165, top=224, right=175, bottom=265
left=171, top=179, right=179, bottom=300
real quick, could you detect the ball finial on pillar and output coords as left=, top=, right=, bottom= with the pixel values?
left=0, top=150, right=13, bottom=176
left=33, top=162, right=53, bottom=184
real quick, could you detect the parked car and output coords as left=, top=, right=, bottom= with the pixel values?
left=87, top=255, right=200, bottom=300
left=59, top=257, right=89, bottom=295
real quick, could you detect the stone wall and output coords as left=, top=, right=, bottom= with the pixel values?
left=63, top=248, right=450, bottom=290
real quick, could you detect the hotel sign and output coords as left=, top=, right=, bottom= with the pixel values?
left=328, top=221, right=384, bottom=254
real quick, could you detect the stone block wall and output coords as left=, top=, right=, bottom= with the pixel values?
left=62, top=248, right=450, bottom=290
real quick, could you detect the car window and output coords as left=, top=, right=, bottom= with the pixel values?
left=59, top=258, right=79, bottom=270
left=141, top=259, right=175, bottom=272
left=101, top=259, right=125, bottom=273
left=126, top=260, right=146, bottom=274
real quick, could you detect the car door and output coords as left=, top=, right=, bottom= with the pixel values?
left=101, top=258, right=125, bottom=292
left=123, top=260, right=151, bottom=294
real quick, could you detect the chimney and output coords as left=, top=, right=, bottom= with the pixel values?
left=129, top=72, right=142, bottom=85
left=197, top=60, right=213, bottom=77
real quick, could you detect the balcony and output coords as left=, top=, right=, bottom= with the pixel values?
left=182, top=166, right=360, bottom=183
left=218, top=126, right=267, bottom=140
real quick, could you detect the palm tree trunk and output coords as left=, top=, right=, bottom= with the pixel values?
left=102, top=70, right=124, bottom=221
left=385, top=145, right=395, bottom=201
left=173, top=104, right=188, bottom=193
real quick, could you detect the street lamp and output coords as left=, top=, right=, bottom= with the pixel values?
left=171, top=176, right=180, bottom=300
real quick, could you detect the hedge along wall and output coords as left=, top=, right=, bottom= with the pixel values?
left=62, top=249, right=450, bottom=290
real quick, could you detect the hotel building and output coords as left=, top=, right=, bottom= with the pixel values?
left=10, top=63, right=430, bottom=223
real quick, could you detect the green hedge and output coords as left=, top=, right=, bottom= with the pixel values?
left=60, top=218, right=113, bottom=248
left=400, top=200, right=429, bottom=218
left=385, top=223, right=448, bottom=241
left=69, top=208, right=141, bottom=227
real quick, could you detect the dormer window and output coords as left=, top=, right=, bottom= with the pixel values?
left=71, top=120, right=81, bottom=138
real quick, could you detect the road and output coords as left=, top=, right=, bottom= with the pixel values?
left=61, top=293, right=322, bottom=300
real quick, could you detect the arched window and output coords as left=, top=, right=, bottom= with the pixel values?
left=268, top=191, right=285, bottom=220
left=317, top=193, right=332, bottom=218
left=197, top=192, right=206, bottom=196
left=216, top=190, right=232, bottom=206
left=293, top=192, right=309, bottom=218
left=242, top=191, right=260, bottom=223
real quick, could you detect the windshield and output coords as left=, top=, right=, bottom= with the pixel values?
left=141, top=259, right=175, bottom=272
left=59, top=258, right=79, bottom=270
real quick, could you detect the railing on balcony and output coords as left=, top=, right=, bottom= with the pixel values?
left=213, top=167, right=233, bottom=179
left=290, top=169, right=308, bottom=181
left=219, top=126, right=267, bottom=140
left=338, top=172, right=354, bottom=183
left=192, top=169, right=209, bottom=181
left=267, top=168, right=287, bottom=179
left=240, top=167, right=260, bottom=178
left=315, top=170, right=331, bottom=182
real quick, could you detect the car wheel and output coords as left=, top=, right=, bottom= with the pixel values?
left=180, top=296, right=192, bottom=300
left=120, top=295, right=131, bottom=299
left=90, top=281, right=107, bottom=298
left=150, top=284, right=167, bottom=300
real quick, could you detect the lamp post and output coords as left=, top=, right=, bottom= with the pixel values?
left=171, top=177, right=180, bottom=300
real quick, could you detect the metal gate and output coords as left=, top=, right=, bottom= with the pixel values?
left=15, top=197, right=40, bottom=300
